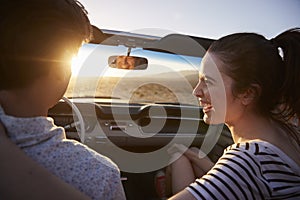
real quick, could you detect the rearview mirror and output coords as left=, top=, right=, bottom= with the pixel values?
left=108, top=55, right=148, bottom=70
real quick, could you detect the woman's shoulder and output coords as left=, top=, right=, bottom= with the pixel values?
left=223, top=140, right=300, bottom=175
left=220, top=140, right=285, bottom=171
left=225, top=140, right=276, bottom=154
left=224, top=140, right=289, bottom=160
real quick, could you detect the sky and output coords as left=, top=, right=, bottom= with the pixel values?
left=80, top=0, right=300, bottom=39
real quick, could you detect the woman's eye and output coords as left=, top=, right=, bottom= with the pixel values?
left=205, top=79, right=213, bottom=86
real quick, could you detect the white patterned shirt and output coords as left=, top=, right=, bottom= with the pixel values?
left=0, top=106, right=126, bottom=200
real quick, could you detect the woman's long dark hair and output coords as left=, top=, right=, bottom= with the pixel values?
left=208, top=28, right=300, bottom=145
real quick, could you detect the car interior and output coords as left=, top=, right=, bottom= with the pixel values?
left=47, top=26, right=234, bottom=199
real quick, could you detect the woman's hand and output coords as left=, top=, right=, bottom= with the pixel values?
left=168, top=144, right=214, bottom=173
left=183, top=147, right=214, bottom=173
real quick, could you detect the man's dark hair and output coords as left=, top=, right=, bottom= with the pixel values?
left=0, top=0, right=92, bottom=89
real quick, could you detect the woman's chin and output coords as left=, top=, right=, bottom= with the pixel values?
left=203, top=115, right=212, bottom=124
left=203, top=114, right=223, bottom=125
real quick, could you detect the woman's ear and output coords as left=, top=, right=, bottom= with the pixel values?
left=240, top=84, right=261, bottom=106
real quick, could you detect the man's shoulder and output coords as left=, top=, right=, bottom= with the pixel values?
left=49, top=139, right=120, bottom=172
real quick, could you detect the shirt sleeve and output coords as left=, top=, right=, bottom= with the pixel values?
left=187, top=147, right=270, bottom=200
left=109, top=171, right=126, bottom=200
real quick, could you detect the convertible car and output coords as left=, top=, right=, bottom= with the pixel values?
left=48, top=27, right=233, bottom=199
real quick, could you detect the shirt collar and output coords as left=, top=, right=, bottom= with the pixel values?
left=0, top=106, right=65, bottom=147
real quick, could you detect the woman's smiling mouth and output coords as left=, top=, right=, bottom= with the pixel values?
left=200, top=101, right=214, bottom=113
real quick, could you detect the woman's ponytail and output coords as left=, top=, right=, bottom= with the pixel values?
left=271, top=28, right=300, bottom=121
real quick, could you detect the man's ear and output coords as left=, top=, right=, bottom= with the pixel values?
left=49, top=57, right=72, bottom=82
left=240, top=84, right=261, bottom=106
left=48, top=66, right=68, bottom=81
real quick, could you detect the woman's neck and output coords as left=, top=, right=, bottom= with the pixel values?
left=227, top=110, right=300, bottom=166
left=226, top=111, right=276, bottom=144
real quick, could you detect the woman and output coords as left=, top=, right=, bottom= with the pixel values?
left=169, top=28, right=300, bottom=199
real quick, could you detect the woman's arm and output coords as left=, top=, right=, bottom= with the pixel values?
left=168, top=189, right=196, bottom=200
left=0, top=122, right=90, bottom=200
left=183, top=147, right=214, bottom=173
left=169, top=144, right=214, bottom=172
left=168, top=144, right=215, bottom=194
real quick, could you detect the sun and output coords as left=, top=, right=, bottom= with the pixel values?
left=71, top=55, right=81, bottom=76
left=71, top=46, right=92, bottom=76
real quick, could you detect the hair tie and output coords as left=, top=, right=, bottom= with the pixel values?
left=270, top=38, right=284, bottom=61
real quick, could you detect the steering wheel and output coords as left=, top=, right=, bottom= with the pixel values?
left=62, top=96, right=86, bottom=143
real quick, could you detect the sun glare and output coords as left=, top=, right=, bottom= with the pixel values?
left=71, top=55, right=81, bottom=76
left=71, top=46, right=93, bottom=76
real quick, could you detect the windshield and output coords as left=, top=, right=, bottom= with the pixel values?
left=66, top=0, right=300, bottom=106
left=66, top=42, right=201, bottom=106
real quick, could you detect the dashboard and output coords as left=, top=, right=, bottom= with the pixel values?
left=48, top=99, right=233, bottom=162
left=48, top=98, right=233, bottom=199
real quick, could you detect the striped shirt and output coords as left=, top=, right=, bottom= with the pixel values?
left=187, top=140, right=300, bottom=200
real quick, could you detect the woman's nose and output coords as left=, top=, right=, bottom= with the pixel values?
left=193, top=81, right=205, bottom=97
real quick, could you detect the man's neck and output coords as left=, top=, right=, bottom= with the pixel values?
left=0, top=89, right=48, bottom=117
